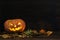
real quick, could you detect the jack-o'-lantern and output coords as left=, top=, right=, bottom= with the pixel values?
left=4, top=19, right=26, bottom=32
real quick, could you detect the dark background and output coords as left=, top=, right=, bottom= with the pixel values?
left=0, top=0, right=57, bottom=32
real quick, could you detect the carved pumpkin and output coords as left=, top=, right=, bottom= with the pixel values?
left=4, top=19, right=26, bottom=32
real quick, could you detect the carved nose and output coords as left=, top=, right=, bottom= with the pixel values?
left=14, top=25, right=16, bottom=27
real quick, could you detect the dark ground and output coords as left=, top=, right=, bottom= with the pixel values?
left=0, top=31, right=60, bottom=40
left=0, top=37, right=60, bottom=40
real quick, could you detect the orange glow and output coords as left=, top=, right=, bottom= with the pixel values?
left=9, top=27, right=22, bottom=31
left=4, top=19, right=26, bottom=32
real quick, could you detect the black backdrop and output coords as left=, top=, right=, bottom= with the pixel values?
left=0, top=0, right=57, bottom=32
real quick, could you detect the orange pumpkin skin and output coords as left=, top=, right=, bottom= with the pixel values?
left=4, top=19, right=26, bottom=32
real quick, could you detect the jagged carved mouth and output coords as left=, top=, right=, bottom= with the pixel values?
left=8, top=27, right=22, bottom=31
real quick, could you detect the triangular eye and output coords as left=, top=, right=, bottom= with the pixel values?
left=9, top=23, right=13, bottom=26
left=18, top=22, right=21, bottom=25
left=17, top=22, right=21, bottom=27
left=10, top=24, right=13, bottom=26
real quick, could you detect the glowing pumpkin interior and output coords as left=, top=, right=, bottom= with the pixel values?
left=4, top=19, right=26, bottom=32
